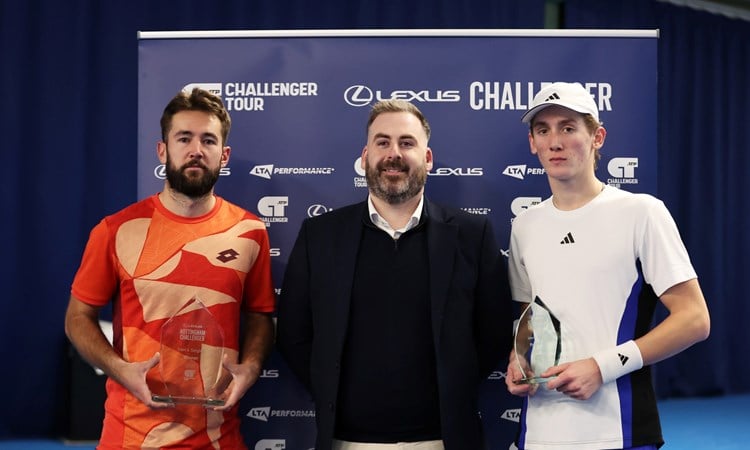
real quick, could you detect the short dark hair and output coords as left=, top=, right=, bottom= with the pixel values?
left=160, top=88, right=231, bottom=145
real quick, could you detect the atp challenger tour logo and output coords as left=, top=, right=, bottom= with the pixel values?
left=254, top=439, right=285, bottom=450
left=257, top=196, right=289, bottom=227
left=183, top=81, right=319, bottom=112
left=510, top=196, right=542, bottom=224
left=511, top=196, right=543, bottom=218
left=607, top=157, right=640, bottom=187
left=353, top=157, right=367, bottom=188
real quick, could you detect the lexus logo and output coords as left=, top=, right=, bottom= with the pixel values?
left=153, top=163, right=230, bottom=179
left=154, top=164, right=167, bottom=179
left=344, top=85, right=374, bottom=107
left=307, top=204, right=330, bottom=217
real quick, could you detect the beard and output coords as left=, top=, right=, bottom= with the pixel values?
left=365, top=158, right=427, bottom=205
left=164, top=151, right=220, bottom=198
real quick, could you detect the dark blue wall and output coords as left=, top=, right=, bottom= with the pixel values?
left=1, top=0, right=747, bottom=438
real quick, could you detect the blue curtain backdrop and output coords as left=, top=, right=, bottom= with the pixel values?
left=563, top=0, right=750, bottom=398
left=1, top=0, right=747, bottom=439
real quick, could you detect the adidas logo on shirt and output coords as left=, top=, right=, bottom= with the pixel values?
left=618, top=353, right=629, bottom=366
left=560, top=232, right=575, bottom=244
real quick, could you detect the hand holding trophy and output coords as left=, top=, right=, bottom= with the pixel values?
left=152, top=296, right=229, bottom=406
left=512, top=296, right=561, bottom=385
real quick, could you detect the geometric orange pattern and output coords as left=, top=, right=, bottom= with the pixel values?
left=71, top=195, right=275, bottom=449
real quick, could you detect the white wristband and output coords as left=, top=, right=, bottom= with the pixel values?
left=592, top=340, right=644, bottom=384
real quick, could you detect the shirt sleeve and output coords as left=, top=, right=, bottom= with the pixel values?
left=71, top=219, right=118, bottom=306
left=638, top=198, right=697, bottom=296
left=508, top=221, right=533, bottom=304
left=242, top=222, right=276, bottom=314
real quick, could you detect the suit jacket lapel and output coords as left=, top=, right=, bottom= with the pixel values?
left=426, top=201, right=458, bottom=345
left=330, top=203, right=366, bottom=344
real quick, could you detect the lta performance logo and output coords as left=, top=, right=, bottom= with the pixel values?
left=249, top=164, right=334, bottom=179
left=247, top=406, right=315, bottom=422
left=502, top=164, right=545, bottom=180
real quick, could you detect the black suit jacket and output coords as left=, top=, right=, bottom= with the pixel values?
left=277, top=199, right=512, bottom=450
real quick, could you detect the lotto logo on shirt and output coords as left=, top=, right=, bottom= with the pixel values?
left=607, top=157, right=640, bottom=187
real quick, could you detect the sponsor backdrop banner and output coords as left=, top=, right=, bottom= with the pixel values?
left=138, top=30, right=657, bottom=450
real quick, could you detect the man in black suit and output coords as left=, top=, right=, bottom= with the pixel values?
left=277, top=99, right=512, bottom=450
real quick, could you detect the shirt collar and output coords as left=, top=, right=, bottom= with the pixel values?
left=367, top=195, right=424, bottom=239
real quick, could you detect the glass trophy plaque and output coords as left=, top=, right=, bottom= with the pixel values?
left=152, top=296, right=228, bottom=406
left=512, top=296, right=561, bottom=385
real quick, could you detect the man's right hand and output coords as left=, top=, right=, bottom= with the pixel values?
left=505, top=351, right=538, bottom=397
left=111, top=352, right=173, bottom=409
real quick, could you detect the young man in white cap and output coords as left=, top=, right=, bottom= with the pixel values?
left=505, top=82, right=710, bottom=449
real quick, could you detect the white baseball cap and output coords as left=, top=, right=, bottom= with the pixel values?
left=521, top=82, right=600, bottom=124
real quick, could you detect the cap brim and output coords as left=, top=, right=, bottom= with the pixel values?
left=520, top=104, right=552, bottom=124
left=521, top=102, right=598, bottom=124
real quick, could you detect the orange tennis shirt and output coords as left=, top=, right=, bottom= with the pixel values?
left=71, top=194, right=275, bottom=449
